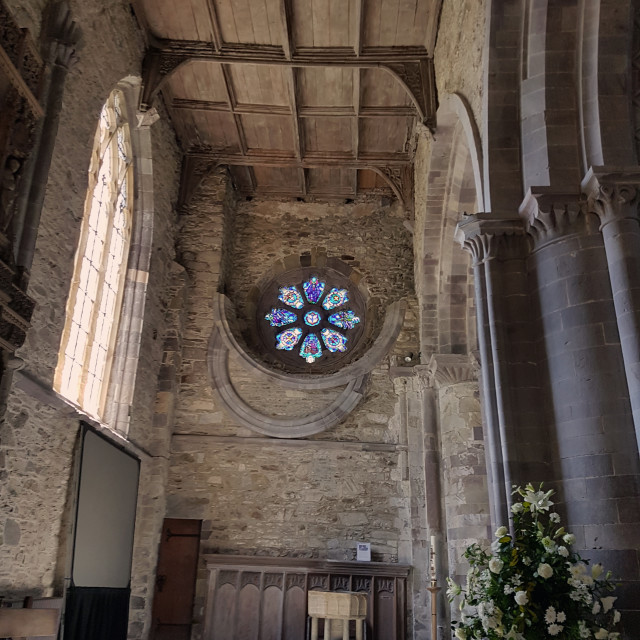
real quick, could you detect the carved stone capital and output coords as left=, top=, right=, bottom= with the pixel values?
left=137, top=107, right=160, bottom=128
left=427, top=353, right=476, bottom=388
left=519, top=188, right=586, bottom=249
left=42, top=2, right=81, bottom=69
left=455, top=213, right=524, bottom=265
left=581, top=167, right=640, bottom=229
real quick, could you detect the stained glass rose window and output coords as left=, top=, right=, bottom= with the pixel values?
left=264, top=275, right=361, bottom=364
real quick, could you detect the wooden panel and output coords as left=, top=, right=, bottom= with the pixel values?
left=236, top=582, right=260, bottom=640
left=139, top=0, right=214, bottom=40
left=215, top=0, right=283, bottom=45
left=252, top=166, right=302, bottom=189
left=211, top=582, right=237, bottom=640
left=358, top=169, right=392, bottom=191
left=0, top=609, right=59, bottom=637
left=297, top=67, right=355, bottom=108
left=307, top=168, right=355, bottom=196
left=302, top=117, right=353, bottom=154
left=227, top=64, right=290, bottom=106
left=240, top=114, right=295, bottom=152
left=360, top=69, right=412, bottom=108
left=262, top=582, right=284, bottom=640
left=229, top=166, right=254, bottom=190
left=202, top=556, right=409, bottom=640
left=165, top=62, right=229, bottom=103
left=292, top=0, right=357, bottom=48
left=359, top=117, right=412, bottom=154
left=173, top=110, right=241, bottom=152
left=362, top=0, right=432, bottom=48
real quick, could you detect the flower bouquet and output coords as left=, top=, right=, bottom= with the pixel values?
left=446, top=484, right=621, bottom=639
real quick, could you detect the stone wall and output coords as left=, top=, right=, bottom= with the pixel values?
left=0, top=4, right=181, bottom=640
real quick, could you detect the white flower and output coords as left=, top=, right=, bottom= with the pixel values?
left=549, top=512, right=560, bottom=523
left=592, top=564, right=603, bottom=579
left=544, top=607, right=556, bottom=623
left=503, top=584, right=514, bottom=595
left=556, top=612, right=566, bottom=623
left=541, top=536, right=557, bottom=552
left=514, top=591, right=528, bottom=606
left=522, top=556, right=531, bottom=566
left=446, top=578, right=462, bottom=598
left=601, top=596, right=617, bottom=613
left=524, top=488, right=554, bottom=512
left=613, top=610, right=621, bottom=624
left=582, top=575, right=594, bottom=586
left=511, top=502, right=523, bottom=514
left=592, top=601, right=601, bottom=614
left=557, top=545, right=569, bottom=557
left=505, top=627, right=525, bottom=640
left=548, top=623, right=564, bottom=636
left=495, top=525, right=508, bottom=537
left=563, top=533, right=576, bottom=544
left=595, top=629, right=608, bottom=640
left=538, top=563, right=553, bottom=579
left=570, top=563, right=586, bottom=578
left=454, top=628, right=467, bottom=640
left=489, top=558, right=504, bottom=573
left=578, top=620, right=591, bottom=638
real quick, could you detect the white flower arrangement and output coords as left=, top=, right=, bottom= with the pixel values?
left=446, top=484, right=621, bottom=639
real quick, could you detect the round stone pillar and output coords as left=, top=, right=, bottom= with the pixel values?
left=521, top=190, right=640, bottom=632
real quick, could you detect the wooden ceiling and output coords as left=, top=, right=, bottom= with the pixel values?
left=133, top=0, right=440, bottom=204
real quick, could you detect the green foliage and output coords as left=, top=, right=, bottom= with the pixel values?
left=446, top=484, right=621, bottom=640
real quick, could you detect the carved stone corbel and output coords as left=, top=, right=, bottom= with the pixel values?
left=519, top=188, right=586, bottom=250
left=427, top=353, right=475, bottom=389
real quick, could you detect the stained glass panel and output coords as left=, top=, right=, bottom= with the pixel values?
left=303, top=276, right=325, bottom=304
left=322, top=288, right=349, bottom=310
left=278, top=285, right=304, bottom=309
left=300, top=333, right=322, bottom=363
left=265, top=308, right=297, bottom=327
left=275, top=327, right=303, bottom=351
left=321, top=328, right=348, bottom=352
left=304, top=310, right=321, bottom=326
left=328, top=310, right=361, bottom=330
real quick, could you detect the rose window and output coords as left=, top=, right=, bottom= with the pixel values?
left=264, top=276, right=361, bottom=364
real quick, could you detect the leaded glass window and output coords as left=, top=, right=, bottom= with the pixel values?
left=265, top=275, right=361, bottom=364
left=54, top=89, right=132, bottom=420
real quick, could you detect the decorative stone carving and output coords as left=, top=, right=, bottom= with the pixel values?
left=427, top=353, right=476, bottom=388
left=455, top=213, right=525, bottom=262
left=519, top=189, right=586, bottom=249
left=581, top=167, right=640, bottom=228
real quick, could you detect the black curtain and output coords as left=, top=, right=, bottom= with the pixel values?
left=63, top=586, right=130, bottom=640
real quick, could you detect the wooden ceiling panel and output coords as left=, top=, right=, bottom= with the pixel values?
left=138, top=0, right=215, bottom=41
left=307, top=168, right=355, bottom=195
left=252, top=166, right=302, bottom=189
left=165, top=61, right=229, bottom=103
left=302, top=117, right=354, bottom=154
left=362, top=0, right=432, bottom=48
left=358, top=169, right=392, bottom=190
left=360, top=68, right=412, bottom=109
left=240, top=114, right=296, bottom=153
left=359, top=117, right=413, bottom=154
left=227, top=64, right=291, bottom=107
left=174, top=110, right=241, bottom=152
left=297, top=67, right=355, bottom=108
left=215, top=0, right=283, bottom=45
left=292, top=0, right=357, bottom=48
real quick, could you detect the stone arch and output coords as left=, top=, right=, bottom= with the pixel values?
left=579, top=0, right=636, bottom=169
left=415, top=93, right=483, bottom=358
left=101, top=76, right=159, bottom=433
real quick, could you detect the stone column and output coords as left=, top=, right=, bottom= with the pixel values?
left=428, top=354, right=490, bottom=588
left=583, top=169, right=640, bottom=451
left=455, top=214, right=525, bottom=529
left=16, top=3, right=80, bottom=275
left=520, top=189, right=640, bottom=631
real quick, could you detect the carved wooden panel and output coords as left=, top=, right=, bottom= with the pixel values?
left=203, top=555, right=410, bottom=640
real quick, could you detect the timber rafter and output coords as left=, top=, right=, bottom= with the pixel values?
left=140, top=38, right=435, bottom=127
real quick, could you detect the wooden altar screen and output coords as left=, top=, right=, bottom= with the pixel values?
left=202, top=555, right=410, bottom=640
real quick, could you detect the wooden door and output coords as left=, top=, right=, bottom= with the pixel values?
left=151, top=518, right=202, bottom=640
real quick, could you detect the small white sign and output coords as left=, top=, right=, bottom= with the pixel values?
left=356, top=542, right=371, bottom=562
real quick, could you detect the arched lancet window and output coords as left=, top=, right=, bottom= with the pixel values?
left=54, top=89, right=133, bottom=421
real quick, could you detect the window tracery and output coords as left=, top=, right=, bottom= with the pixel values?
left=54, top=89, right=132, bottom=420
